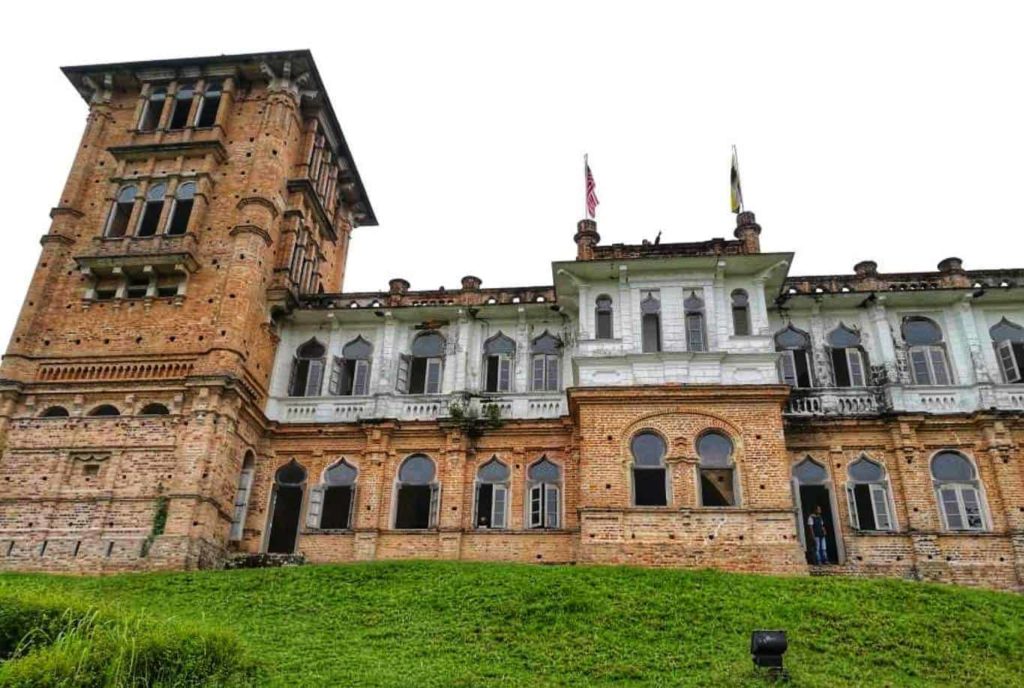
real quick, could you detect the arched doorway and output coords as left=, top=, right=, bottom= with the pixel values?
left=792, top=457, right=842, bottom=565
left=267, top=460, right=307, bottom=554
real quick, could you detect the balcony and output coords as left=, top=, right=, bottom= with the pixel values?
left=266, top=391, right=567, bottom=423
left=785, top=388, right=883, bottom=417
left=76, top=233, right=200, bottom=273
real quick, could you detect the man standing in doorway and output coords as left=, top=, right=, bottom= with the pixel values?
left=807, top=505, right=829, bottom=565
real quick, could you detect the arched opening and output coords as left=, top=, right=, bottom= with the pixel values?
left=88, top=404, right=120, bottom=417
left=697, top=431, right=737, bottom=506
left=229, top=451, right=256, bottom=542
left=104, top=185, right=136, bottom=238
left=308, top=459, right=358, bottom=530
left=846, top=456, right=894, bottom=531
left=530, top=332, right=562, bottom=392
left=595, top=295, right=614, bottom=340
left=166, top=182, right=195, bottom=236
left=138, top=87, right=166, bottom=132
left=902, top=317, right=951, bottom=385
left=474, top=456, right=510, bottom=529
left=792, top=457, right=839, bottom=565
left=168, top=82, right=194, bottom=129
left=991, top=318, right=1024, bottom=383
left=40, top=406, right=70, bottom=418
left=827, top=323, right=868, bottom=387
left=398, top=333, right=445, bottom=394
left=931, top=451, right=986, bottom=531
left=139, top=403, right=170, bottom=416
left=631, top=431, right=667, bottom=506
left=483, top=333, right=515, bottom=393
left=775, top=325, right=813, bottom=388
left=194, top=80, right=222, bottom=128
left=394, top=454, right=439, bottom=529
left=136, top=183, right=166, bottom=237
left=731, top=289, right=751, bottom=336
left=640, top=291, right=662, bottom=353
left=266, top=459, right=306, bottom=554
left=329, top=337, right=373, bottom=396
left=684, top=292, right=707, bottom=352
left=289, top=338, right=327, bottom=397
left=527, top=457, right=562, bottom=528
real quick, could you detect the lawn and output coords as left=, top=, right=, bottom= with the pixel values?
left=1, top=561, right=1022, bottom=687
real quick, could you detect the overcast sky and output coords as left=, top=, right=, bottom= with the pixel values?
left=1, top=2, right=1021, bottom=346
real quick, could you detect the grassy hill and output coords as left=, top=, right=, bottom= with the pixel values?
left=1, top=561, right=1022, bottom=687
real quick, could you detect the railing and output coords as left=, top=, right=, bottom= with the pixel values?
left=268, top=392, right=566, bottom=423
left=785, top=388, right=882, bottom=416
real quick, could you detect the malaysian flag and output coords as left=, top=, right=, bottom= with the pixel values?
left=585, top=155, right=599, bottom=219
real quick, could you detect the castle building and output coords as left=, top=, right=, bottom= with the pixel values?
left=1, top=50, right=1022, bottom=591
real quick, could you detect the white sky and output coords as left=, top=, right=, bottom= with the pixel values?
left=1, top=1, right=1022, bottom=346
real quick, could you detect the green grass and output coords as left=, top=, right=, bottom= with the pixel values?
left=1, top=562, right=1022, bottom=687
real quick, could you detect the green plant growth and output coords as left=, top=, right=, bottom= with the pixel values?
left=140, top=495, right=169, bottom=559
left=446, top=399, right=504, bottom=437
left=2, top=561, right=1023, bottom=687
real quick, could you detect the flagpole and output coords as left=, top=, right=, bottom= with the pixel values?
left=583, top=153, right=588, bottom=219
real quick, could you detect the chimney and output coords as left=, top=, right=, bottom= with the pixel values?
left=853, top=260, right=878, bottom=277
left=574, top=219, right=600, bottom=261
left=733, top=211, right=762, bottom=253
left=937, top=257, right=970, bottom=288
left=460, top=275, right=482, bottom=291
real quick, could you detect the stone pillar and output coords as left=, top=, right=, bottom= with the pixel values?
left=734, top=211, right=762, bottom=253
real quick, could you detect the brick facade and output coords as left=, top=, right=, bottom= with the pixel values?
left=0, top=51, right=1021, bottom=592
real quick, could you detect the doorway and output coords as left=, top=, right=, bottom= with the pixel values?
left=267, top=485, right=303, bottom=553
left=798, top=484, right=838, bottom=565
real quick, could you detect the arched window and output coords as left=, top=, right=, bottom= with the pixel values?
left=329, top=337, right=373, bottom=396
left=288, top=338, right=327, bottom=397
left=531, top=332, right=562, bottom=392
left=631, top=432, right=667, bottom=507
left=775, top=325, right=813, bottom=388
left=398, top=332, right=445, bottom=394
left=846, top=456, right=894, bottom=531
left=697, top=431, right=737, bottom=506
left=168, top=82, right=195, bottom=129
left=267, top=460, right=306, bottom=553
left=902, top=317, right=951, bottom=385
left=194, top=80, right=222, bottom=128
left=88, top=404, right=120, bottom=417
left=165, top=182, right=195, bottom=236
left=991, top=318, right=1024, bottom=383
left=527, top=457, right=562, bottom=528
left=104, top=185, right=137, bottom=238
left=229, top=451, right=256, bottom=541
left=474, top=456, right=510, bottom=529
left=595, top=295, right=614, bottom=340
left=394, top=454, right=440, bottom=529
left=827, top=323, right=868, bottom=387
left=40, top=406, right=69, bottom=418
left=731, top=290, right=751, bottom=336
left=139, top=403, right=170, bottom=416
left=792, top=456, right=837, bottom=564
left=308, top=459, right=358, bottom=530
left=640, top=290, right=662, bottom=353
left=138, top=87, right=166, bottom=132
left=483, top=332, right=515, bottom=393
left=684, top=292, right=707, bottom=352
left=931, top=451, right=986, bottom=531
left=135, top=183, right=166, bottom=237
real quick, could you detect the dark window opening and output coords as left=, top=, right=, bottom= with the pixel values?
left=195, top=82, right=221, bottom=128
left=168, top=84, right=194, bottom=130
left=267, top=485, right=302, bottom=553
left=125, top=279, right=149, bottom=299
left=476, top=483, right=494, bottom=528
left=700, top=469, right=736, bottom=506
left=105, top=186, right=136, bottom=238
left=852, top=484, right=877, bottom=530
left=400, top=333, right=444, bottom=394
left=83, top=464, right=99, bottom=477
left=41, top=406, right=69, bottom=418
left=136, top=201, right=163, bottom=236
left=166, top=183, right=195, bottom=236
left=88, top=404, right=120, bottom=417
left=395, top=485, right=432, bottom=529
left=595, top=295, right=613, bottom=339
left=95, top=289, right=116, bottom=301
left=634, top=468, right=667, bottom=506
left=320, top=486, right=353, bottom=529
left=140, top=403, right=169, bottom=415
left=139, top=89, right=165, bottom=131
left=731, top=290, right=751, bottom=336
left=289, top=339, right=326, bottom=397
left=156, top=285, right=179, bottom=298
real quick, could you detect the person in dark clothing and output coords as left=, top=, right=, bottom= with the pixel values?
left=806, top=505, right=829, bottom=564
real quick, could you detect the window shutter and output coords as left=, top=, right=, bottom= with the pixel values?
left=306, top=359, right=325, bottom=396
left=348, top=485, right=358, bottom=530
left=996, top=341, right=1021, bottom=383
left=396, top=354, right=411, bottom=393
left=847, top=349, right=866, bottom=387
left=429, top=484, right=441, bottom=528
left=961, top=487, right=983, bottom=530
left=230, top=468, right=254, bottom=541
left=426, top=358, right=443, bottom=394
left=870, top=484, right=892, bottom=530
left=686, top=314, right=706, bottom=352
left=909, top=349, right=931, bottom=385
left=529, top=484, right=543, bottom=528
left=778, top=351, right=798, bottom=386
left=353, top=360, right=370, bottom=395
left=545, top=485, right=560, bottom=528
left=929, top=348, right=950, bottom=385
left=288, top=357, right=300, bottom=396
left=545, top=356, right=559, bottom=392
left=846, top=485, right=859, bottom=529
left=498, top=357, right=512, bottom=392
left=532, top=356, right=545, bottom=391
left=305, top=485, right=325, bottom=529
left=492, top=485, right=507, bottom=528
left=939, top=487, right=963, bottom=529
left=733, top=306, right=750, bottom=336
left=328, top=357, right=343, bottom=395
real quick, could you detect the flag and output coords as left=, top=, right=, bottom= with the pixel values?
left=730, top=145, right=744, bottom=214
left=585, top=155, right=599, bottom=219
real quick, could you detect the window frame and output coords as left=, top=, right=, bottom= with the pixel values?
left=844, top=457, right=896, bottom=532
left=696, top=430, right=739, bottom=507
left=526, top=458, right=562, bottom=529
left=731, top=289, right=751, bottom=336
left=630, top=431, right=669, bottom=507
left=393, top=454, right=441, bottom=530
left=684, top=292, right=707, bottom=352
left=595, top=295, right=614, bottom=340
left=931, top=451, right=987, bottom=532
left=473, top=457, right=510, bottom=530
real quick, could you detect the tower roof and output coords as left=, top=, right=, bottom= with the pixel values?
left=61, top=49, right=377, bottom=226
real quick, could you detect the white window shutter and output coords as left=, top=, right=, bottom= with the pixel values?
left=529, top=484, right=542, bottom=528
left=498, top=357, right=511, bottom=392
left=939, top=487, right=963, bottom=529
left=545, top=485, right=560, bottom=528
left=847, top=349, right=866, bottom=387
left=288, top=356, right=300, bottom=395
left=353, top=360, right=371, bottom=395
left=929, top=348, right=950, bottom=385
left=348, top=485, right=358, bottom=530
left=778, top=351, right=798, bottom=386
left=426, top=358, right=443, bottom=394
left=532, top=356, right=545, bottom=391
left=328, top=357, right=343, bottom=395
left=545, top=356, right=559, bottom=392
left=429, top=484, right=441, bottom=527
left=229, top=468, right=254, bottom=541
left=961, top=487, right=983, bottom=530
left=306, top=359, right=325, bottom=396
left=909, top=349, right=931, bottom=385
left=492, top=485, right=507, bottom=529
left=846, top=485, right=859, bottom=529
left=396, top=355, right=411, bottom=393
left=870, top=484, right=892, bottom=530
left=997, top=341, right=1021, bottom=383
left=305, top=485, right=325, bottom=529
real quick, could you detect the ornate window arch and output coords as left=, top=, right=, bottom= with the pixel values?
left=631, top=431, right=668, bottom=507
left=288, top=338, right=327, bottom=397
left=902, top=317, right=952, bottom=385
left=394, top=454, right=440, bottom=529
left=104, top=185, right=137, bottom=238
left=827, top=323, right=869, bottom=387
left=166, top=182, right=196, bottom=236
left=398, top=332, right=445, bottom=395
left=474, top=456, right=510, bottom=529
left=40, top=406, right=70, bottom=418
left=991, top=318, right=1024, bottom=383
left=697, top=431, right=738, bottom=506
left=307, top=459, right=359, bottom=530
left=136, top=183, right=167, bottom=237
left=483, top=332, right=516, bottom=393
left=931, top=451, right=987, bottom=531
left=640, top=290, right=662, bottom=353
left=530, top=332, right=562, bottom=392
left=329, top=336, right=373, bottom=396
left=595, top=294, right=614, bottom=340
left=88, top=404, right=120, bottom=417
left=684, top=291, right=707, bottom=352
left=775, top=325, right=813, bottom=388
left=266, top=459, right=307, bottom=554
left=731, top=289, right=751, bottom=336
left=845, top=455, right=895, bottom=531
left=527, top=457, right=562, bottom=528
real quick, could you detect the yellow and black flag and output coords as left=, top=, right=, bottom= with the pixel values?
left=730, top=145, right=744, bottom=214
